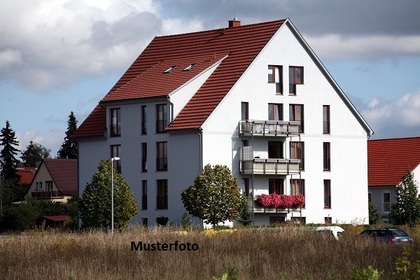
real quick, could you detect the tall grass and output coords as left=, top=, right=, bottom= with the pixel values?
left=0, top=225, right=419, bottom=280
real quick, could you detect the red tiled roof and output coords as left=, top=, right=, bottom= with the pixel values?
left=368, top=137, right=420, bottom=186
left=74, top=19, right=286, bottom=137
left=16, top=167, right=37, bottom=185
left=72, top=104, right=106, bottom=139
left=44, top=159, right=77, bottom=195
left=43, top=215, right=70, bottom=222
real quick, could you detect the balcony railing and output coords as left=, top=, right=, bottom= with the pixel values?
left=239, top=120, right=300, bottom=136
left=240, top=158, right=301, bottom=175
left=31, top=191, right=63, bottom=199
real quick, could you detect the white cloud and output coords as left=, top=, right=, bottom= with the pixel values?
left=361, top=91, right=420, bottom=138
left=305, top=34, right=420, bottom=59
left=0, top=0, right=164, bottom=93
left=16, top=129, right=64, bottom=158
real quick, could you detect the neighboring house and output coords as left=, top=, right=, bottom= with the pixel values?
left=25, top=159, right=77, bottom=203
left=368, top=137, right=420, bottom=223
left=73, top=18, right=373, bottom=227
left=16, top=166, right=37, bottom=186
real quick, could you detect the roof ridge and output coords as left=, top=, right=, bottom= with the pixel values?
left=155, top=19, right=287, bottom=39
left=369, top=136, right=420, bottom=142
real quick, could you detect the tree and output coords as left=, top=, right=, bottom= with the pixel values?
left=0, top=121, right=20, bottom=181
left=21, top=141, right=50, bottom=167
left=57, top=111, right=78, bottom=159
left=181, top=164, right=242, bottom=227
left=389, top=171, right=420, bottom=227
left=79, top=160, right=138, bottom=229
left=368, top=202, right=380, bottom=225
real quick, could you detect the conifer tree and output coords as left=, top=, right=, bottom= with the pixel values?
left=390, top=171, right=420, bottom=227
left=0, top=121, right=20, bottom=181
left=57, top=111, right=78, bottom=159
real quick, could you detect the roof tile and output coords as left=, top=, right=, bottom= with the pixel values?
left=368, top=137, right=420, bottom=186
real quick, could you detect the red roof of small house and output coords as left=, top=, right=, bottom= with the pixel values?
left=368, top=136, right=420, bottom=186
left=43, top=159, right=77, bottom=196
left=74, top=19, right=286, bottom=138
left=43, top=215, right=70, bottom=222
left=16, top=167, right=37, bottom=185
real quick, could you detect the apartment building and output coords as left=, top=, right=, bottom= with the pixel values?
left=73, top=18, right=373, bottom=226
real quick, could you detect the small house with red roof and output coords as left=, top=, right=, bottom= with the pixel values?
left=74, top=18, right=373, bottom=227
left=368, top=137, right=420, bottom=222
left=25, top=159, right=77, bottom=202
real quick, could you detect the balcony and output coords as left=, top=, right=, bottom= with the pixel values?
left=31, top=190, right=63, bottom=200
left=239, top=120, right=300, bottom=137
left=240, top=158, right=301, bottom=175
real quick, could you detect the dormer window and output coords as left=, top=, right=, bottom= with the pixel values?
left=183, top=63, right=197, bottom=71
left=163, top=66, right=177, bottom=74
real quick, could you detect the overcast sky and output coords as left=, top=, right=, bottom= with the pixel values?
left=1, top=0, right=419, bottom=156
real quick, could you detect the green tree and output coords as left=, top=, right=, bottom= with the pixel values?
left=181, top=164, right=242, bottom=227
left=57, top=111, right=78, bottom=159
left=235, top=195, right=253, bottom=226
left=21, top=141, right=51, bottom=167
left=0, top=120, right=20, bottom=181
left=79, top=160, right=138, bottom=229
left=368, top=202, right=381, bottom=225
left=389, top=171, right=420, bottom=227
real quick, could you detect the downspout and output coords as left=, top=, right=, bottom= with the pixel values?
left=76, top=140, right=81, bottom=231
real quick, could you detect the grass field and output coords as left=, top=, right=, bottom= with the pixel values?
left=0, top=225, right=419, bottom=280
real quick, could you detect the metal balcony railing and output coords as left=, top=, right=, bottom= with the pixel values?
left=239, top=120, right=300, bottom=136
left=240, top=158, right=301, bottom=175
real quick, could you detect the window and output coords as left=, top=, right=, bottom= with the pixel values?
left=383, top=192, right=391, bottom=212
left=35, top=182, right=42, bottom=190
left=141, top=105, right=147, bottom=135
left=156, top=104, right=168, bottom=133
left=141, top=143, right=147, bottom=172
left=142, top=180, right=147, bottom=210
left=269, top=216, right=285, bottom=224
left=323, top=142, right=331, bottom=171
left=290, top=141, right=304, bottom=170
left=269, top=179, right=284, bottom=194
left=156, top=179, right=168, bottom=209
left=325, top=217, right=332, bottom=224
left=268, top=141, right=283, bottom=159
left=289, top=66, right=304, bottom=95
left=163, top=65, right=177, bottom=73
left=183, top=63, right=197, bottom=71
left=156, top=142, right=167, bottom=171
left=243, top=178, right=250, bottom=198
left=268, top=103, right=283, bottom=120
left=46, top=181, right=53, bottom=192
left=268, top=65, right=283, bottom=94
left=142, top=218, right=148, bottom=227
left=291, top=179, right=305, bottom=196
left=324, top=180, right=331, bottom=209
left=241, top=102, right=249, bottom=120
left=323, top=105, right=330, bottom=134
left=110, top=108, right=121, bottom=137
left=111, top=145, right=121, bottom=173
left=289, top=104, right=304, bottom=133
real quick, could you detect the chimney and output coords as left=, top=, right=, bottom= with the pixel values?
left=228, top=18, right=241, bottom=28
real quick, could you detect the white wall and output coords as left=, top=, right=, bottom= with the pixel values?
left=201, top=23, right=369, bottom=224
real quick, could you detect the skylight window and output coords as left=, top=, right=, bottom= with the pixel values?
left=183, top=63, right=197, bottom=71
left=163, top=66, right=177, bottom=74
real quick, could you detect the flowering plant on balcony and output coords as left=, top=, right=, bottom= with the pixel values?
left=256, top=194, right=305, bottom=208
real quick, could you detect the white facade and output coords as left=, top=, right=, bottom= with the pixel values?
left=77, top=20, right=372, bottom=227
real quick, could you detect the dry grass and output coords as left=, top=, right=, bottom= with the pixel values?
left=0, top=225, right=419, bottom=280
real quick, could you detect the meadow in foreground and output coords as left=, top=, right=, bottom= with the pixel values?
left=0, top=225, right=419, bottom=280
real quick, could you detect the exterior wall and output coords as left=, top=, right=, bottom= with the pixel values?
left=78, top=22, right=371, bottom=227
left=201, top=24, right=369, bottom=224
left=25, top=163, right=71, bottom=203
left=369, top=164, right=420, bottom=223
